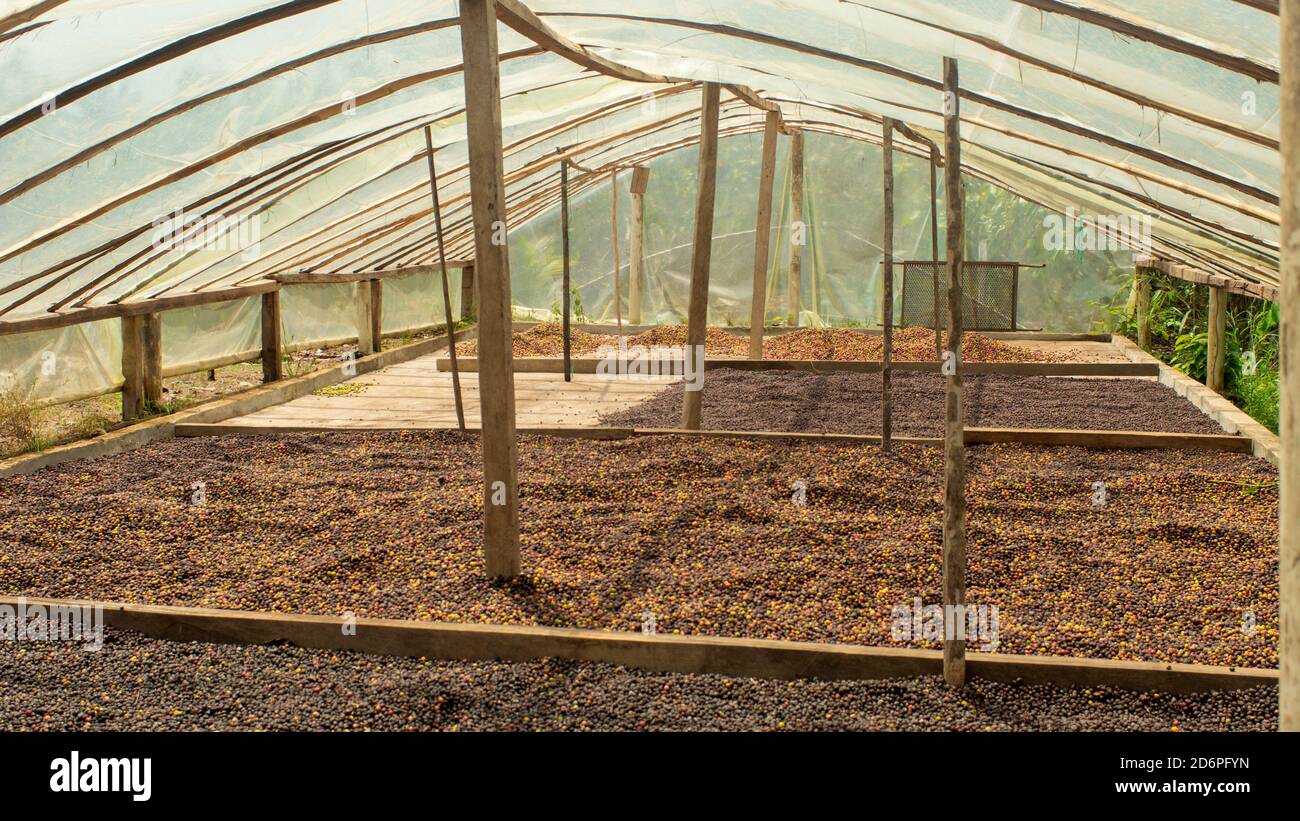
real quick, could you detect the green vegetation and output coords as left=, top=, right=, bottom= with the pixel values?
left=1096, top=272, right=1279, bottom=433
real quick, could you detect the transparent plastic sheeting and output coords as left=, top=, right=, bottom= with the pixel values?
left=0, top=269, right=461, bottom=405
left=0, top=0, right=1280, bottom=402
left=509, top=131, right=1131, bottom=332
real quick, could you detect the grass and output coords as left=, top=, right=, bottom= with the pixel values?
left=0, top=378, right=50, bottom=455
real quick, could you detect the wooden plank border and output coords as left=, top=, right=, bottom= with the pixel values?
left=0, top=596, right=1274, bottom=694
left=435, top=357, right=1158, bottom=377
left=174, top=422, right=1252, bottom=453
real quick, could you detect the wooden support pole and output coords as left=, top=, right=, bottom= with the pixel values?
left=787, top=129, right=805, bottom=325
left=1279, top=0, right=1299, bottom=732
left=930, top=147, right=943, bottom=361
left=141, top=312, right=162, bottom=409
left=881, top=117, right=894, bottom=452
left=1136, top=272, right=1152, bottom=351
left=750, top=110, right=780, bottom=359
left=560, top=157, right=572, bottom=383
left=681, top=82, right=721, bottom=430
left=369, top=279, right=383, bottom=354
left=423, top=126, right=466, bottom=431
left=260, top=290, right=283, bottom=383
left=120, top=315, right=145, bottom=421
left=353, top=280, right=375, bottom=355
left=460, top=0, right=520, bottom=579
left=628, top=166, right=649, bottom=325
left=460, top=263, right=476, bottom=322
left=610, top=169, right=623, bottom=336
left=1206, top=285, right=1228, bottom=393
left=941, top=57, right=967, bottom=689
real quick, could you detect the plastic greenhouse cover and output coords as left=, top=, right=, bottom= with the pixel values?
left=0, top=0, right=1282, bottom=404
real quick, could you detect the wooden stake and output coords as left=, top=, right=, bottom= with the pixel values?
left=787, top=129, right=804, bottom=325
left=460, top=0, right=520, bottom=578
left=460, top=263, right=476, bottom=322
left=142, top=312, right=162, bottom=409
left=120, top=315, right=145, bottom=421
left=1206, top=285, right=1227, bottom=393
left=423, top=126, right=466, bottom=431
left=881, top=117, right=894, bottom=452
left=1279, top=0, right=1298, bottom=732
left=369, top=279, right=383, bottom=353
left=610, top=169, right=623, bottom=337
left=629, top=166, right=649, bottom=324
left=560, top=157, right=572, bottom=383
left=750, top=110, right=780, bottom=360
left=930, top=147, right=943, bottom=361
left=941, top=56, right=967, bottom=689
left=353, top=280, right=375, bottom=355
left=260, top=290, right=283, bottom=383
left=1136, top=271, right=1152, bottom=351
left=681, top=83, right=721, bottom=430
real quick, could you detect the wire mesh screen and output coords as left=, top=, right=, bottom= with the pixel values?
left=900, top=261, right=1019, bottom=331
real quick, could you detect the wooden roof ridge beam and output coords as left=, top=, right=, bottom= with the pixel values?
left=495, top=0, right=679, bottom=84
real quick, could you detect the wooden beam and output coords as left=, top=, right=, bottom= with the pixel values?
left=353, top=279, right=376, bottom=356
left=941, top=57, right=967, bottom=689
left=260, top=290, right=283, bottom=383
left=1279, top=0, right=1299, bottom=733
left=628, top=166, right=649, bottom=324
left=681, top=83, right=721, bottom=430
left=1135, top=255, right=1278, bottom=302
left=0, top=281, right=278, bottom=337
left=120, top=315, right=146, bottom=421
left=929, top=148, right=943, bottom=361
left=750, top=111, right=780, bottom=359
left=141, top=313, right=163, bottom=408
left=610, top=169, right=623, bottom=335
left=369, top=279, right=383, bottom=354
left=460, top=0, right=521, bottom=579
left=881, top=117, right=895, bottom=452
left=1136, top=272, right=1153, bottom=350
left=787, top=129, right=805, bottom=324
left=460, top=263, right=476, bottom=322
left=1207, top=285, right=1228, bottom=392
left=560, top=158, right=573, bottom=382
left=423, top=128, right=466, bottom=431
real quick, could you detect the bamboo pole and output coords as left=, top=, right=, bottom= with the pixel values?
left=681, top=83, right=721, bottom=430
left=750, top=110, right=780, bottom=359
left=560, top=157, right=572, bottom=382
left=941, top=56, right=967, bottom=689
left=881, top=117, right=894, bottom=452
left=423, top=126, right=466, bottom=431
left=787, top=129, right=805, bottom=325
left=459, top=0, right=520, bottom=579
left=1279, top=0, right=1298, bottom=732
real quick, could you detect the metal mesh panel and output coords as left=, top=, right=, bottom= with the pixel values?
left=900, top=261, right=1019, bottom=331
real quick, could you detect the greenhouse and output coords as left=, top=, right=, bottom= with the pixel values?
left=0, top=0, right=1296, bottom=737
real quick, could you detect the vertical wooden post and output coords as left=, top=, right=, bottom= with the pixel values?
left=423, top=126, right=466, bottom=431
left=749, top=111, right=780, bottom=359
left=1207, top=285, right=1227, bottom=392
left=881, top=118, right=895, bottom=452
left=354, top=280, right=375, bottom=355
left=370, top=279, right=383, bottom=353
left=120, top=315, right=145, bottom=421
left=610, top=169, right=623, bottom=336
left=941, top=57, right=967, bottom=689
left=1136, top=271, right=1152, bottom=351
left=629, top=166, right=650, bottom=325
left=787, top=129, right=805, bottom=325
left=681, top=82, right=721, bottom=430
left=930, top=147, right=943, bottom=361
left=460, top=263, right=476, bottom=322
left=460, top=0, right=520, bottom=578
left=142, top=313, right=162, bottom=409
left=1279, top=0, right=1299, bottom=732
left=559, top=158, right=572, bottom=381
left=260, top=290, right=283, bottom=383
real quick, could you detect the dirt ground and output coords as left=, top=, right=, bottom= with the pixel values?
left=0, top=432, right=1276, bottom=669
